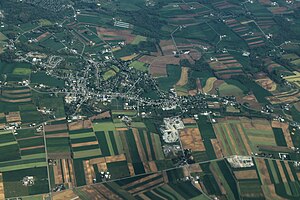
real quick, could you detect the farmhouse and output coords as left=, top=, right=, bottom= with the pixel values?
left=227, top=155, right=254, bottom=168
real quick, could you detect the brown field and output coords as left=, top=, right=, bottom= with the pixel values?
left=61, top=159, right=76, bottom=188
left=255, top=78, right=277, bottom=92
left=148, top=161, right=158, bottom=172
left=188, top=163, right=202, bottom=173
left=132, top=129, right=148, bottom=169
left=149, top=56, right=180, bottom=77
left=115, top=127, right=128, bottom=131
left=96, top=27, right=135, bottom=43
left=20, top=145, right=44, bottom=151
left=53, top=189, right=78, bottom=200
left=182, top=118, right=197, bottom=124
left=176, top=67, right=189, bottom=86
left=189, top=49, right=201, bottom=60
left=112, top=46, right=121, bottom=52
left=210, top=79, right=224, bottom=95
left=68, top=120, right=92, bottom=131
left=97, top=163, right=108, bottom=172
left=271, top=121, right=293, bottom=148
left=211, top=139, right=224, bottom=158
left=234, top=170, right=258, bottom=180
left=128, top=163, right=135, bottom=176
left=255, top=158, right=272, bottom=185
left=45, top=124, right=68, bottom=132
left=216, top=70, right=244, bottom=79
left=53, top=160, right=63, bottom=184
left=188, top=89, right=197, bottom=96
left=121, top=54, right=139, bottom=61
left=61, top=159, right=71, bottom=186
left=268, top=96, right=300, bottom=105
left=6, top=111, right=21, bottom=123
left=179, top=128, right=205, bottom=151
left=237, top=94, right=261, bottom=110
left=89, top=111, right=111, bottom=121
left=160, top=40, right=176, bottom=55
left=36, top=32, right=50, bottom=42
left=0, top=173, right=4, bottom=200
left=83, top=160, right=95, bottom=185
left=143, top=162, right=151, bottom=173
left=89, top=157, right=105, bottom=165
left=138, top=55, right=156, bottom=64
left=71, top=141, right=99, bottom=148
left=248, top=40, right=265, bottom=46
left=202, top=77, right=218, bottom=93
left=105, top=154, right=126, bottom=163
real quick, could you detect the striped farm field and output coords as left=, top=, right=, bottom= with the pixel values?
left=73, top=149, right=102, bottom=159
left=213, top=117, right=277, bottom=155
left=213, top=120, right=249, bottom=156
left=0, top=130, right=21, bottom=162
left=92, top=122, right=116, bottom=132
left=69, top=127, right=102, bottom=160
left=0, top=152, right=46, bottom=172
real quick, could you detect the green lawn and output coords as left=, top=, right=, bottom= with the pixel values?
left=12, top=68, right=32, bottom=76
left=131, top=35, right=147, bottom=45
left=0, top=32, right=8, bottom=41
left=129, top=61, right=148, bottom=72
left=218, top=82, right=244, bottom=96
left=103, top=70, right=116, bottom=80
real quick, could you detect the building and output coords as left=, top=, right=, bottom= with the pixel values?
left=161, top=117, right=184, bottom=143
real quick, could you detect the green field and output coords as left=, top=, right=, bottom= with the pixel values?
left=12, top=68, right=32, bottom=76
left=103, top=70, right=117, bottom=80
left=218, top=82, right=244, bottom=96
left=131, top=35, right=147, bottom=45
left=3, top=167, right=49, bottom=198
left=0, top=32, right=8, bottom=41
left=157, top=65, right=181, bottom=91
left=73, top=148, right=101, bottom=159
left=129, top=61, right=148, bottom=72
